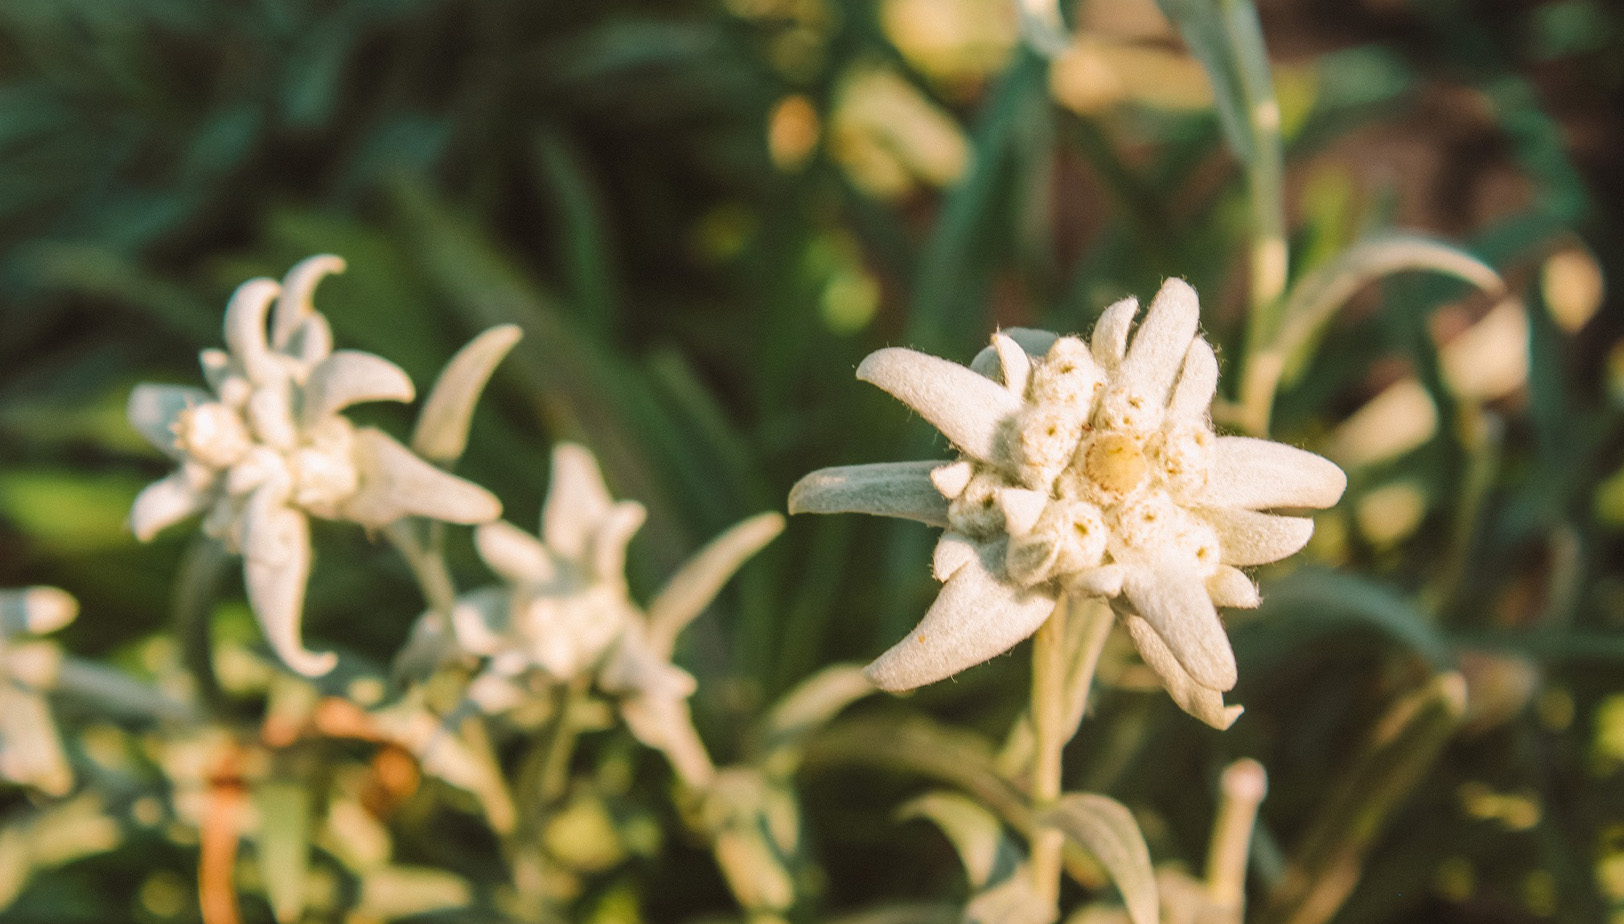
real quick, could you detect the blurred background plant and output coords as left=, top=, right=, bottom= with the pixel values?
left=0, top=0, right=1622, bottom=922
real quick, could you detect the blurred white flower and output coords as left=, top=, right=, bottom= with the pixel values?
left=127, top=256, right=502, bottom=676
left=789, top=279, right=1345, bottom=728
left=445, top=444, right=782, bottom=782
left=0, top=587, right=79, bottom=795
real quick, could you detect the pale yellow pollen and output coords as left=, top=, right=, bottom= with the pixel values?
left=1083, top=434, right=1147, bottom=495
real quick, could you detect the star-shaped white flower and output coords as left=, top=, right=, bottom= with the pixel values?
left=0, top=587, right=79, bottom=795
left=127, top=256, right=503, bottom=676
left=444, top=444, right=782, bottom=779
left=789, top=279, right=1345, bottom=728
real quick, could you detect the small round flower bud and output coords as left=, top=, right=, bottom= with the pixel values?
left=1094, top=386, right=1163, bottom=434
left=947, top=471, right=1007, bottom=541
left=1111, top=493, right=1181, bottom=553
left=1029, top=337, right=1104, bottom=408
left=171, top=403, right=253, bottom=469
left=1151, top=424, right=1214, bottom=499
left=1011, top=405, right=1085, bottom=489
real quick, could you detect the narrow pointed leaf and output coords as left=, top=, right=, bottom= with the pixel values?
left=646, top=512, right=784, bottom=658
left=789, top=461, right=950, bottom=527
left=411, top=324, right=523, bottom=464
left=1040, top=794, right=1158, bottom=924
left=858, top=348, right=1023, bottom=463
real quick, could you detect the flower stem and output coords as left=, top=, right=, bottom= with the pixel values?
left=1029, top=597, right=1069, bottom=907
left=384, top=519, right=458, bottom=614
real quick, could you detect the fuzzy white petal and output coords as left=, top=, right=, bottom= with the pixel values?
left=1168, top=339, right=1219, bottom=423
left=0, top=587, right=77, bottom=638
left=998, top=489, right=1048, bottom=536
left=127, top=384, right=213, bottom=459
left=1068, top=564, right=1125, bottom=598
left=1206, top=566, right=1260, bottom=608
left=223, top=277, right=284, bottom=385
left=969, top=328, right=1060, bottom=378
left=411, top=324, right=523, bottom=464
left=301, top=350, right=415, bottom=427
left=930, top=461, right=974, bottom=500
left=270, top=254, right=345, bottom=350
left=345, top=428, right=503, bottom=528
left=130, top=471, right=214, bottom=541
left=857, top=348, right=1023, bottom=464
left=864, top=545, right=1058, bottom=692
left=589, top=501, right=648, bottom=587
left=1201, top=437, right=1347, bottom=510
left=932, top=531, right=980, bottom=581
left=1119, top=559, right=1237, bottom=691
left=475, top=520, right=556, bottom=584
left=992, top=334, right=1032, bottom=395
left=1091, top=297, right=1138, bottom=369
left=601, top=632, right=698, bottom=700
left=1120, top=278, right=1200, bottom=403
left=247, top=384, right=298, bottom=450
left=1123, top=615, right=1242, bottom=730
left=543, top=443, right=616, bottom=560
left=645, top=512, right=783, bottom=658
left=241, top=494, right=334, bottom=676
left=789, top=462, right=950, bottom=527
left=1205, top=507, right=1315, bottom=566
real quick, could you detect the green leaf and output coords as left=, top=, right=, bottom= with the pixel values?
left=1275, top=233, right=1501, bottom=380
left=758, top=664, right=874, bottom=769
left=255, top=780, right=312, bottom=924
left=1238, top=568, right=1452, bottom=669
left=1256, top=673, right=1466, bottom=924
left=898, top=791, right=1019, bottom=889
left=1039, top=794, right=1158, bottom=924
left=0, top=469, right=146, bottom=553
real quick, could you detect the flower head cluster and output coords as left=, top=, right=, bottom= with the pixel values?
left=441, top=444, right=782, bottom=781
left=128, top=256, right=502, bottom=676
left=790, top=279, right=1345, bottom=727
left=0, top=587, right=79, bottom=795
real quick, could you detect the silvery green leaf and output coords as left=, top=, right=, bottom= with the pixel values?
left=963, top=870, right=1056, bottom=924
left=759, top=664, right=874, bottom=765
left=300, top=349, right=415, bottom=428
left=1039, top=794, right=1158, bottom=924
left=789, top=461, right=950, bottom=528
left=255, top=780, right=312, bottom=924
left=645, top=511, right=784, bottom=658
left=410, top=324, right=523, bottom=465
left=898, top=791, right=1016, bottom=889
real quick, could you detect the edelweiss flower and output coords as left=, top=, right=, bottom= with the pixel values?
left=127, top=256, right=502, bottom=676
left=445, top=444, right=782, bottom=781
left=789, top=279, right=1345, bottom=728
left=0, top=587, right=79, bottom=795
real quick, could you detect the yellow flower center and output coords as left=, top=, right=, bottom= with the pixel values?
left=1082, top=434, right=1147, bottom=496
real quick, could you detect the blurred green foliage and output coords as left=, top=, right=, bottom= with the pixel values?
left=2, top=0, right=1624, bottom=922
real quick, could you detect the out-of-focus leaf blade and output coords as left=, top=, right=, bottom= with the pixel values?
left=255, top=780, right=311, bottom=924
left=1039, top=794, right=1158, bottom=924
left=899, top=790, right=1018, bottom=889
